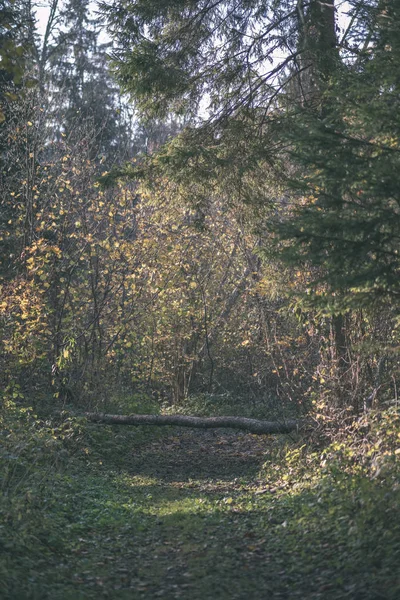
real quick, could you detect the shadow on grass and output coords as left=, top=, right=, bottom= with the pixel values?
left=4, top=425, right=400, bottom=600
left=7, top=469, right=399, bottom=600
left=90, top=426, right=270, bottom=483
left=75, top=471, right=400, bottom=600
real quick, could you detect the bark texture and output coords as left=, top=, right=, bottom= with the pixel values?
left=85, top=412, right=303, bottom=434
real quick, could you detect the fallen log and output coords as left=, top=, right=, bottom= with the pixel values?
left=85, top=412, right=303, bottom=435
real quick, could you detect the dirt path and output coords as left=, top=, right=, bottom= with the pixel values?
left=126, top=429, right=269, bottom=481
left=84, top=429, right=284, bottom=600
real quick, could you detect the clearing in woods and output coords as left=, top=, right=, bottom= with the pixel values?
left=3, top=425, right=400, bottom=599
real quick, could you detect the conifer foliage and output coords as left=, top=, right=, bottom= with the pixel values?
left=268, top=0, right=400, bottom=312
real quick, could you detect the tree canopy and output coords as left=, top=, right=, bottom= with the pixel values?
left=102, top=0, right=400, bottom=314
left=102, top=0, right=339, bottom=119
left=266, top=0, right=400, bottom=312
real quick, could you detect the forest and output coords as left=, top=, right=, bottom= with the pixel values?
left=1, top=0, right=400, bottom=598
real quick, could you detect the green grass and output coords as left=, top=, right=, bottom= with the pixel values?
left=1, top=403, right=400, bottom=599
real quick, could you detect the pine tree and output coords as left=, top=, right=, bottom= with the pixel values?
left=269, top=1, right=400, bottom=312
left=0, top=0, right=29, bottom=122
left=49, top=0, right=125, bottom=163
left=101, top=0, right=308, bottom=120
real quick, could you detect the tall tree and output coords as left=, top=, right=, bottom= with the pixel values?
left=269, top=1, right=400, bottom=311
left=102, top=0, right=314, bottom=119
left=0, top=0, right=30, bottom=122
left=48, top=0, right=128, bottom=162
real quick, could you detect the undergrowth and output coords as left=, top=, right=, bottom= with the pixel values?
left=161, top=392, right=301, bottom=420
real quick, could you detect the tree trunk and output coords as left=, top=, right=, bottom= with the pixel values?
left=85, top=412, right=304, bottom=435
left=298, top=0, right=337, bottom=106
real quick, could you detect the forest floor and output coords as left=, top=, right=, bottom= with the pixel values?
left=2, top=415, right=400, bottom=600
